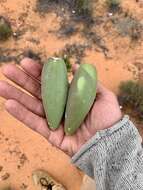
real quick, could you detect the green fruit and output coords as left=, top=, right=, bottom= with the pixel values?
left=41, top=57, right=68, bottom=130
left=64, top=64, right=97, bottom=135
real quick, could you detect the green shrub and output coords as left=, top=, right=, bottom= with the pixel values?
left=63, top=54, right=72, bottom=72
left=55, top=43, right=88, bottom=65
left=118, top=80, right=143, bottom=119
left=75, top=0, right=90, bottom=16
left=0, top=16, right=12, bottom=41
left=36, top=0, right=91, bottom=17
left=115, top=16, right=143, bottom=41
left=106, top=0, right=120, bottom=12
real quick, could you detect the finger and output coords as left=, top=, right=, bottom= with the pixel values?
left=72, top=64, right=79, bottom=75
left=48, top=125, right=64, bottom=148
left=5, top=99, right=49, bottom=138
left=2, top=64, right=41, bottom=99
left=0, top=81, right=44, bottom=116
left=20, top=58, right=42, bottom=80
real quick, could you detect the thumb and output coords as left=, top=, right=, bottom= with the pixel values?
left=96, top=82, right=114, bottom=97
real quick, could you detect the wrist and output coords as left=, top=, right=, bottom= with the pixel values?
left=74, top=112, right=123, bottom=155
left=99, top=109, right=123, bottom=131
left=106, top=111, right=123, bottom=130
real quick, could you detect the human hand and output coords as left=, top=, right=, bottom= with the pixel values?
left=0, top=58, right=122, bottom=156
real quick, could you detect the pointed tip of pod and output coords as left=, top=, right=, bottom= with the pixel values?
left=47, top=57, right=64, bottom=62
left=48, top=123, right=59, bottom=131
left=65, top=127, right=74, bottom=136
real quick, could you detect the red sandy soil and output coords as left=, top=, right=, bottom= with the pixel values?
left=0, top=0, right=143, bottom=189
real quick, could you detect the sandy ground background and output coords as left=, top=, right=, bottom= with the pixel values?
left=0, top=0, right=143, bottom=189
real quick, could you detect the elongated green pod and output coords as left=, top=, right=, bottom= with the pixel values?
left=64, top=64, right=97, bottom=135
left=41, top=57, right=68, bottom=130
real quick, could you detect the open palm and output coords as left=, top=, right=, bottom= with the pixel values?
left=0, top=58, right=121, bottom=156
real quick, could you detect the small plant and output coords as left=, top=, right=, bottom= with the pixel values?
left=106, top=0, right=120, bottom=12
left=63, top=54, right=72, bottom=72
left=115, top=16, right=143, bottom=41
left=118, top=80, right=143, bottom=120
left=36, top=0, right=92, bottom=20
left=56, top=43, right=88, bottom=65
left=0, top=16, right=12, bottom=41
left=75, top=0, right=90, bottom=16
left=58, top=22, right=78, bottom=38
left=21, top=49, right=41, bottom=62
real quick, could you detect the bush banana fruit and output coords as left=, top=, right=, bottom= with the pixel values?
left=41, top=57, right=68, bottom=130
left=64, top=63, right=97, bottom=135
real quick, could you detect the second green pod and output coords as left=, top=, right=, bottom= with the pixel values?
left=64, top=63, right=97, bottom=135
